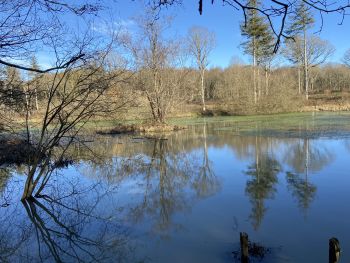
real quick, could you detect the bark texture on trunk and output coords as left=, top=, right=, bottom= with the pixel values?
left=201, top=69, right=206, bottom=111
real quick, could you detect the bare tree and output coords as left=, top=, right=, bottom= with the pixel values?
left=0, top=0, right=138, bottom=200
left=17, top=39, right=131, bottom=200
left=344, top=49, right=350, bottom=67
left=1, top=172, right=134, bottom=262
left=187, top=26, right=215, bottom=112
left=127, top=12, right=187, bottom=123
left=0, top=0, right=100, bottom=73
left=284, top=36, right=334, bottom=97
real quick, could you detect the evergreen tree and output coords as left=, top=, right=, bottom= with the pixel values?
left=240, top=0, right=274, bottom=104
left=287, top=0, right=315, bottom=99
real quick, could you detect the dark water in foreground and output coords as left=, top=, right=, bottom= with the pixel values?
left=1, top=113, right=350, bottom=262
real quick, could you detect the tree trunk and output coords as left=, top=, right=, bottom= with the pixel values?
left=24, top=85, right=30, bottom=116
left=200, top=69, right=206, bottom=111
left=257, top=66, right=261, bottom=100
left=147, top=94, right=158, bottom=122
left=35, top=88, right=39, bottom=111
left=265, top=66, right=269, bottom=96
left=303, top=29, right=309, bottom=100
left=21, top=169, right=36, bottom=200
left=157, top=103, right=165, bottom=123
left=253, top=39, right=257, bottom=104
left=298, top=65, right=301, bottom=94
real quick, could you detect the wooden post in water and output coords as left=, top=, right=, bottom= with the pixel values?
left=240, top=232, right=249, bottom=263
left=329, top=237, right=341, bottom=263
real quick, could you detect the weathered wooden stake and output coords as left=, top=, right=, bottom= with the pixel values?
left=329, top=237, right=341, bottom=263
left=240, top=232, right=249, bottom=263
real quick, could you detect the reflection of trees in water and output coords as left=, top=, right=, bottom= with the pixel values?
left=192, top=124, right=220, bottom=198
left=345, top=140, right=350, bottom=153
left=41, top=132, right=220, bottom=236
left=245, top=137, right=281, bottom=230
left=0, top=168, right=11, bottom=195
left=286, top=172, right=317, bottom=216
left=127, top=136, right=220, bottom=234
left=0, top=175, right=135, bottom=263
left=0, top=167, right=17, bottom=207
left=284, top=138, right=333, bottom=174
left=1, top=122, right=340, bottom=260
left=71, top=127, right=335, bottom=232
left=133, top=138, right=191, bottom=232
left=284, top=138, right=333, bottom=215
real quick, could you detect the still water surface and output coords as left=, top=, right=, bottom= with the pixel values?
left=1, top=113, right=350, bottom=262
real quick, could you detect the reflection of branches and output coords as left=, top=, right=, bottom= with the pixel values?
left=284, top=138, right=334, bottom=174
left=0, top=199, right=31, bottom=262
left=0, top=168, right=10, bottom=195
left=283, top=138, right=332, bottom=216
left=286, top=171, right=316, bottom=216
left=114, top=136, right=221, bottom=235
left=128, top=139, right=194, bottom=233
left=0, top=172, right=135, bottom=263
left=0, top=167, right=17, bottom=207
left=283, top=138, right=330, bottom=215
left=22, top=198, right=106, bottom=262
left=245, top=148, right=280, bottom=230
left=30, top=128, right=221, bottom=239
left=192, top=124, right=220, bottom=198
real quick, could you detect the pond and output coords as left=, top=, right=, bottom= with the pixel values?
left=1, top=112, right=350, bottom=262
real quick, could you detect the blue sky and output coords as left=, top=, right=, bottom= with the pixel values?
left=38, top=0, right=350, bottom=69
left=106, top=1, right=350, bottom=68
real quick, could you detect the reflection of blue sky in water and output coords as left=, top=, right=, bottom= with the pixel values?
left=1, top=115, right=350, bottom=262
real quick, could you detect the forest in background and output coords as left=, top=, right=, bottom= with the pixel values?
left=1, top=0, right=350, bottom=127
